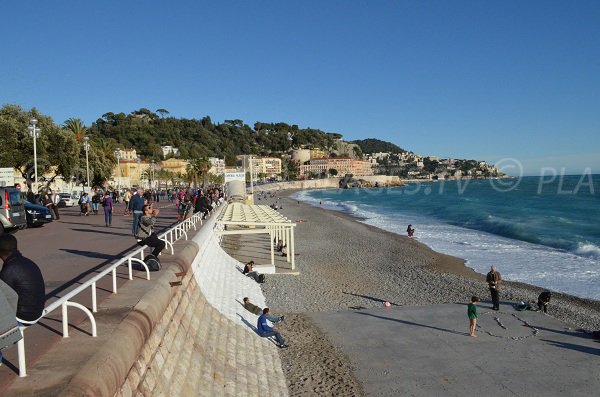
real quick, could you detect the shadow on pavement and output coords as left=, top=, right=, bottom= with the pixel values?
left=69, top=228, right=133, bottom=238
left=343, top=291, right=401, bottom=307
left=540, top=339, right=600, bottom=356
left=354, top=311, right=468, bottom=336
left=60, top=249, right=115, bottom=260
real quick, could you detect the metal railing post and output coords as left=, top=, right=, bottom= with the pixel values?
left=92, top=281, right=97, bottom=312
left=17, top=329, right=26, bottom=377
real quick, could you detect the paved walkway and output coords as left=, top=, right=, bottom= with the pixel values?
left=0, top=202, right=179, bottom=388
left=310, top=303, right=600, bottom=397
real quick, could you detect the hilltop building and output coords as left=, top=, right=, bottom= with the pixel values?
left=161, top=146, right=180, bottom=158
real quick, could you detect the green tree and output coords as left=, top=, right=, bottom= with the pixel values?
left=0, top=105, right=80, bottom=190
left=328, top=168, right=338, bottom=177
left=156, top=108, right=170, bottom=118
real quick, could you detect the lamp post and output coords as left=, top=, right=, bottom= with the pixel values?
left=249, top=155, right=254, bottom=196
left=83, top=136, right=90, bottom=190
left=114, top=148, right=121, bottom=192
left=151, top=160, right=155, bottom=190
left=28, top=118, right=41, bottom=193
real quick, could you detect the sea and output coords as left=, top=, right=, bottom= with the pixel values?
left=292, top=174, right=600, bottom=301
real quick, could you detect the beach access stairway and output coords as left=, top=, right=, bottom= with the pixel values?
left=3, top=204, right=288, bottom=397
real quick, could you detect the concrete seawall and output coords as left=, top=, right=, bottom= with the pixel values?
left=96, top=213, right=286, bottom=396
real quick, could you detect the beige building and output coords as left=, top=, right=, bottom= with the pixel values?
left=209, top=157, right=226, bottom=175
left=115, top=148, right=138, bottom=161
left=159, top=158, right=189, bottom=175
left=113, top=160, right=149, bottom=188
left=237, top=156, right=282, bottom=180
left=299, top=158, right=374, bottom=178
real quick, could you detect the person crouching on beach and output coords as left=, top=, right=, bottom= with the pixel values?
left=407, top=224, right=415, bottom=238
left=468, top=296, right=479, bottom=337
left=538, top=291, right=551, bottom=313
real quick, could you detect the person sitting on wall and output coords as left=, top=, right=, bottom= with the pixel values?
left=135, top=205, right=166, bottom=257
left=243, top=297, right=284, bottom=322
left=243, top=261, right=265, bottom=283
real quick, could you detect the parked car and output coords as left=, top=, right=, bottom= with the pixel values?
left=58, top=192, right=74, bottom=207
left=0, top=187, right=27, bottom=234
left=24, top=200, right=53, bottom=227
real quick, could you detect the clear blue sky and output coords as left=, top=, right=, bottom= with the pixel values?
left=1, top=1, right=599, bottom=175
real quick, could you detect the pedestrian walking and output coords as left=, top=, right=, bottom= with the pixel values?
left=102, top=191, right=114, bottom=227
left=130, top=188, right=145, bottom=235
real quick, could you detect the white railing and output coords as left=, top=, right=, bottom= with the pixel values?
left=8, top=210, right=205, bottom=378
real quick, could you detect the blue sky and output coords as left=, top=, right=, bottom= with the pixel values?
left=1, top=1, right=599, bottom=175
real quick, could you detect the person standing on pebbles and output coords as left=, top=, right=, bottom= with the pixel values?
left=468, top=296, right=479, bottom=337
left=486, top=265, right=502, bottom=310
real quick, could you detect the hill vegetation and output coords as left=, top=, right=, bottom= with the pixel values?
left=90, top=108, right=342, bottom=165
left=351, top=138, right=405, bottom=155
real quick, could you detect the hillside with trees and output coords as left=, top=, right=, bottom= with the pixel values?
left=351, top=138, right=405, bottom=154
left=89, top=109, right=342, bottom=165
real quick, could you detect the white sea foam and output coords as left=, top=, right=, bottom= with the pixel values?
left=294, top=191, right=600, bottom=301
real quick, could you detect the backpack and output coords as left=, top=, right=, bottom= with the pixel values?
left=258, top=274, right=266, bottom=283
left=144, top=254, right=161, bottom=272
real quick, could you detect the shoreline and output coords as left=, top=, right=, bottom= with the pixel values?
left=263, top=188, right=600, bottom=326
left=270, top=185, right=600, bottom=306
left=254, top=190, right=600, bottom=396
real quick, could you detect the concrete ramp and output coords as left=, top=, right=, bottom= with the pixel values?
left=310, top=304, right=600, bottom=397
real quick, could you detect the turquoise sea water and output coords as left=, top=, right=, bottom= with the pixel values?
left=294, top=175, right=600, bottom=300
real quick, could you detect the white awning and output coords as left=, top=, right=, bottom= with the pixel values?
left=215, top=203, right=296, bottom=269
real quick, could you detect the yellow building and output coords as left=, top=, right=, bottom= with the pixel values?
left=159, top=158, right=189, bottom=174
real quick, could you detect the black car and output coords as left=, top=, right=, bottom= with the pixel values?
left=24, top=201, right=53, bottom=227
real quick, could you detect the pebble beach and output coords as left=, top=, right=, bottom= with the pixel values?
left=258, top=190, right=600, bottom=396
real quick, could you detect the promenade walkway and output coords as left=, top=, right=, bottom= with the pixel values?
left=1, top=202, right=179, bottom=389
left=2, top=202, right=289, bottom=396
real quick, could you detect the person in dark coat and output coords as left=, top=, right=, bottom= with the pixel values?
left=486, top=265, right=502, bottom=311
left=0, top=234, right=46, bottom=325
left=538, top=291, right=551, bottom=313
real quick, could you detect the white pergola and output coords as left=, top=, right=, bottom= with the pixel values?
left=214, top=203, right=297, bottom=269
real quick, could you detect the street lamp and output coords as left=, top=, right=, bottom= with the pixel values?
left=83, top=136, right=90, bottom=190
left=249, top=155, right=254, bottom=196
left=151, top=160, right=155, bottom=190
left=28, top=118, right=41, bottom=192
left=114, top=148, right=121, bottom=192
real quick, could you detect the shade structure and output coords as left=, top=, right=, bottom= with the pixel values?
left=215, top=203, right=297, bottom=269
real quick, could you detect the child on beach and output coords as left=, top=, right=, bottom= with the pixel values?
left=468, top=296, right=479, bottom=337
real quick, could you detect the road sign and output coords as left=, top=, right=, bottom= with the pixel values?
left=0, top=168, right=15, bottom=187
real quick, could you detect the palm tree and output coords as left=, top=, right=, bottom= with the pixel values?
left=63, top=118, right=87, bottom=142
left=186, top=157, right=212, bottom=187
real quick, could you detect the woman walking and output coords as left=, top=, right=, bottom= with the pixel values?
left=102, top=191, right=114, bottom=227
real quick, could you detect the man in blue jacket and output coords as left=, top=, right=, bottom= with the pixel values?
left=129, top=188, right=145, bottom=235
left=257, top=307, right=287, bottom=348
